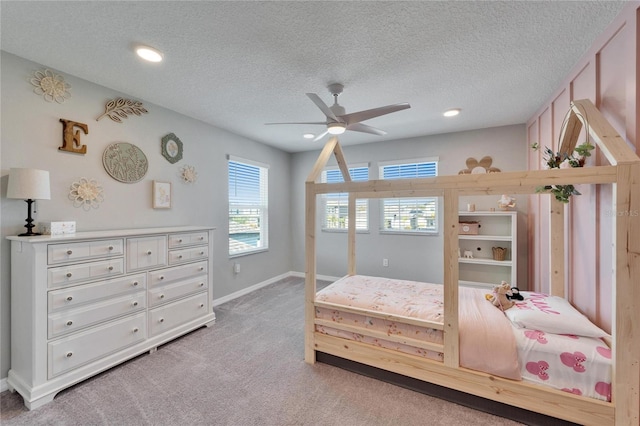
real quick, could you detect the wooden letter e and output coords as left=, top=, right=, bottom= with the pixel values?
left=59, top=119, right=88, bottom=154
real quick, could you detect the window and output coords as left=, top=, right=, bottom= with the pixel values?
left=321, top=165, right=369, bottom=231
left=379, top=158, right=438, bottom=233
left=228, top=156, right=268, bottom=256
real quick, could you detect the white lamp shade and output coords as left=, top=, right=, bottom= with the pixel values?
left=7, top=168, right=51, bottom=200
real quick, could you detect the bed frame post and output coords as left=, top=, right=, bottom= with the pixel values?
left=443, top=189, right=460, bottom=368
left=613, top=163, right=640, bottom=425
left=549, top=198, right=565, bottom=298
left=348, top=193, right=356, bottom=275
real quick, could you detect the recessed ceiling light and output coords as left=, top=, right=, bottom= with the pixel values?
left=443, top=108, right=461, bottom=117
left=303, top=133, right=315, bottom=139
left=135, top=45, right=163, bottom=63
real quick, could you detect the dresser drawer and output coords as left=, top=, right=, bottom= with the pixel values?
left=149, top=292, right=208, bottom=337
left=48, top=239, right=124, bottom=265
left=48, top=273, right=146, bottom=312
left=148, top=276, right=208, bottom=307
left=168, top=246, right=209, bottom=265
left=48, top=258, right=124, bottom=289
left=48, top=291, right=146, bottom=339
left=168, top=231, right=208, bottom=249
left=147, top=261, right=208, bottom=287
left=126, top=236, right=167, bottom=272
left=48, top=312, right=146, bottom=378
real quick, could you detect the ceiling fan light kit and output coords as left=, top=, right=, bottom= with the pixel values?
left=266, top=83, right=410, bottom=141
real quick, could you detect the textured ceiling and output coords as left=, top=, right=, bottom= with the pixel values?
left=0, top=1, right=627, bottom=153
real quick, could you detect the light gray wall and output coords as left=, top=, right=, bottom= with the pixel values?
left=290, top=125, right=528, bottom=284
left=0, top=52, right=292, bottom=379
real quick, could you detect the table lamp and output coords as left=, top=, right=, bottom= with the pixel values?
left=7, top=168, right=51, bottom=236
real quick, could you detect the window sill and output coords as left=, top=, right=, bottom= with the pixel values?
left=229, top=247, right=268, bottom=258
left=321, top=228, right=370, bottom=234
left=379, top=229, right=439, bottom=236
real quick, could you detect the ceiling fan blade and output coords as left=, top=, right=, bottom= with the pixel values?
left=313, top=130, right=329, bottom=142
left=306, top=93, right=339, bottom=121
left=341, top=103, right=410, bottom=124
left=346, top=122, right=387, bottom=136
left=265, top=121, right=326, bottom=125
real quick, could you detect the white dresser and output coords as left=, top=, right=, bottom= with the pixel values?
left=7, top=226, right=216, bottom=410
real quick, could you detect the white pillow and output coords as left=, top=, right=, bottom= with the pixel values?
left=505, top=292, right=610, bottom=338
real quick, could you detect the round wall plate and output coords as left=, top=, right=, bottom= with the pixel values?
left=161, top=133, right=183, bottom=164
left=102, top=142, right=148, bottom=183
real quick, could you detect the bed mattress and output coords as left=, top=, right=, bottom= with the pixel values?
left=315, top=275, right=611, bottom=401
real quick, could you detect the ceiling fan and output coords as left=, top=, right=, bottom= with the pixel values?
left=266, top=83, right=411, bottom=141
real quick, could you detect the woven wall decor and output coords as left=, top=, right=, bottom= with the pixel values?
left=69, top=177, right=104, bottom=210
left=30, top=69, right=71, bottom=103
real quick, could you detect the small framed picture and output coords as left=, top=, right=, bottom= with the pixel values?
left=153, top=181, right=172, bottom=209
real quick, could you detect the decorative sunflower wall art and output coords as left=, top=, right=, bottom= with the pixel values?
left=180, top=164, right=198, bottom=183
left=30, top=69, right=72, bottom=103
left=69, top=178, right=104, bottom=210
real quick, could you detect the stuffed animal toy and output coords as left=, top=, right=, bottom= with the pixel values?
left=485, top=281, right=514, bottom=311
left=507, top=287, right=524, bottom=301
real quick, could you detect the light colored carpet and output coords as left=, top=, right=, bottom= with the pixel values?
left=1, top=277, right=524, bottom=425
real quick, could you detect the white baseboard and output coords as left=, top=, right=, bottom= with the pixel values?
left=1, top=377, right=8, bottom=392
left=212, top=271, right=340, bottom=307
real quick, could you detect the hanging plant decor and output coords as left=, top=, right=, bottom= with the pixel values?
left=180, top=164, right=198, bottom=183
left=30, top=69, right=71, bottom=103
left=96, top=97, right=148, bottom=123
left=69, top=178, right=104, bottom=210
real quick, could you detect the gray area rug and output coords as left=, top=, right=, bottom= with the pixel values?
left=1, top=277, right=522, bottom=425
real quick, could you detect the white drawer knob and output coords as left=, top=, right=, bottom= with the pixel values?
left=178, top=255, right=183, bottom=259
left=200, top=251, right=204, bottom=255
left=66, top=250, right=73, bottom=255
left=178, top=239, right=183, bottom=243
left=133, top=328, right=139, bottom=333
left=160, top=294, right=165, bottom=299
left=147, top=251, right=152, bottom=255
left=199, top=282, right=204, bottom=287
left=159, top=276, right=164, bottom=280
left=133, top=281, right=139, bottom=286
left=199, top=303, right=204, bottom=308
left=108, top=266, right=114, bottom=271
left=159, top=318, right=164, bottom=323
left=66, top=296, right=73, bottom=301
left=199, top=267, right=204, bottom=271
left=133, top=301, right=138, bottom=307
left=199, top=237, right=204, bottom=240
left=66, top=352, right=73, bottom=358
left=66, top=272, right=73, bottom=278
left=66, top=321, right=73, bottom=326
left=108, top=246, right=114, bottom=251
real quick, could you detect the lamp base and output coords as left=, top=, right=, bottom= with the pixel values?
left=18, top=199, right=41, bottom=237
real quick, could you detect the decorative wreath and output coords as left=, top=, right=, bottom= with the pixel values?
left=69, top=178, right=104, bottom=210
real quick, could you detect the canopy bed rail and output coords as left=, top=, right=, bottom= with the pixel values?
left=304, top=100, right=639, bottom=425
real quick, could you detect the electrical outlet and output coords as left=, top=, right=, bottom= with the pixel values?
left=234, top=263, right=241, bottom=274
left=383, top=258, right=389, bottom=267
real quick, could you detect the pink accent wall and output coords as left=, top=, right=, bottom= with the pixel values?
left=526, top=3, right=639, bottom=332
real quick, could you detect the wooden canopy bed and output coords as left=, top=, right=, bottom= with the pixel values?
left=304, top=100, right=639, bottom=425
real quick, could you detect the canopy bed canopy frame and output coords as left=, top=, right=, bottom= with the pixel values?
left=304, top=99, right=639, bottom=425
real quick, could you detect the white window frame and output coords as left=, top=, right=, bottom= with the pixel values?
left=379, top=157, right=439, bottom=235
left=321, top=163, right=369, bottom=232
left=228, top=155, right=269, bottom=257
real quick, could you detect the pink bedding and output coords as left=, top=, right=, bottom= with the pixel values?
left=315, top=275, right=521, bottom=380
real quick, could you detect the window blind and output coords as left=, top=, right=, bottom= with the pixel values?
left=321, top=165, right=368, bottom=231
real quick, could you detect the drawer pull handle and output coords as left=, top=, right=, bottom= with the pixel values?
left=199, top=251, right=204, bottom=255
left=178, top=239, right=183, bottom=243
left=159, top=276, right=164, bottom=280
left=66, top=273, right=73, bottom=278
left=160, top=294, right=165, bottom=299
left=200, top=303, right=204, bottom=308
left=199, top=267, right=204, bottom=271
left=108, top=266, right=114, bottom=271
left=66, top=352, right=73, bottom=358
left=199, top=282, right=204, bottom=287
left=66, top=296, right=73, bottom=301
left=178, top=255, right=183, bottom=259
left=199, top=237, right=204, bottom=240
left=66, top=321, right=73, bottom=326
left=159, top=318, right=164, bottom=323
left=133, top=328, right=139, bottom=333
left=133, top=281, right=139, bottom=286
left=66, top=250, right=73, bottom=255
left=108, top=246, right=114, bottom=251
left=147, top=251, right=152, bottom=255
left=133, top=301, right=138, bottom=307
